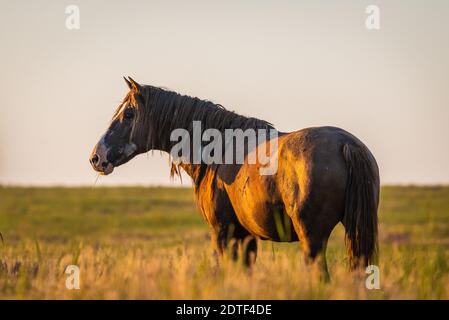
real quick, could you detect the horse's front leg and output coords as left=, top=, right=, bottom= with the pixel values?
left=210, top=223, right=258, bottom=267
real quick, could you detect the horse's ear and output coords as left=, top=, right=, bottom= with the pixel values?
left=123, top=76, right=133, bottom=90
left=127, top=76, right=142, bottom=93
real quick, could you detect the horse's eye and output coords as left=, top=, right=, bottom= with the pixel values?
left=124, top=110, right=134, bottom=120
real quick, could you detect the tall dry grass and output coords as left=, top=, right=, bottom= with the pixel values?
left=0, top=235, right=447, bottom=299
left=0, top=186, right=448, bottom=299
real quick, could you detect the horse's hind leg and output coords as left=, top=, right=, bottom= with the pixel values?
left=302, top=234, right=331, bottom=281
left=290, top=208, right=339, bottom=281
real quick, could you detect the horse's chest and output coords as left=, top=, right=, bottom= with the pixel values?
left=196, top=191, right=218, bottom=225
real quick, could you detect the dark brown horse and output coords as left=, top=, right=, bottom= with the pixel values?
left=90, top=77, right=379, bottom=278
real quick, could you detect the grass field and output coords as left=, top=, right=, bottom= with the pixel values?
left=0, top=186, right=448, bottom=299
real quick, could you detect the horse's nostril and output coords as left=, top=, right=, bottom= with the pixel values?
left=91, top=154, right=99, bottom=165
left=101, top=162, right=108, bottom=168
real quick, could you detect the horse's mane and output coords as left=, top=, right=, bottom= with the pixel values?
left=131, top=85, right=273, bottom=151
left=119, top=85, right=274, bottom=183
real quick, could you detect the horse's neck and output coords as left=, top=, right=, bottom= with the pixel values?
left=179, top=163, right=203, bottom=181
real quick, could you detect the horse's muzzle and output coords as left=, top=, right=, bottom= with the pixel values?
left=90, top=142, right=114, bottom=175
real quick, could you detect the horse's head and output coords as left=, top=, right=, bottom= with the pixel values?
left=89, top=77, right=146, bottom=175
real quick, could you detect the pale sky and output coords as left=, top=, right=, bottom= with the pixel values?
left=0, top=0, right=448, bottom=186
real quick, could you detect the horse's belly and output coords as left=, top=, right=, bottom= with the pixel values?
left=217, top=157, right=291, bottom=240
left=234, top=203, right=298, bottom=241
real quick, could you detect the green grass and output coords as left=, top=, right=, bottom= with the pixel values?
left=0, top=186, right=448, bottom=299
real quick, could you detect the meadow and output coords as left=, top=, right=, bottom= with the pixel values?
left=0, top=186, right=448, bottom=299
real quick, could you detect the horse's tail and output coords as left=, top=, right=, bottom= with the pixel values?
left=342, top=142, right=379, bottom=270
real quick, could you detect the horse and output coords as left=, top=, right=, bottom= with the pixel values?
left=90, top=77, right=379, bottom=278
